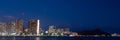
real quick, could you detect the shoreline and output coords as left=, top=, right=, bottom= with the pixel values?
left=0, top=36, right=119, bottom=37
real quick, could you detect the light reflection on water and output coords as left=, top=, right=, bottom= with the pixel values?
left=35, top=37, right=40, bottom=40
left=0, top=36, right=120, bottom=40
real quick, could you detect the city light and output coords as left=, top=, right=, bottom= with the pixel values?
left=0, top=19, right=119, bottom=37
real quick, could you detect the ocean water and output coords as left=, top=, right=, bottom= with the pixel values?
left=0, top=36, right=120, bottom=40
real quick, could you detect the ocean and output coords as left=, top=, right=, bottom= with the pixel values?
left=0, top=36, right=120, bottom=40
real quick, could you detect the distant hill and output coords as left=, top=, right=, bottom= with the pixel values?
left=78, top=28, right=111, bottom=36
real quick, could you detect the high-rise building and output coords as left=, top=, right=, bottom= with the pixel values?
left=28, top=19, right=40, bottom=35
left=15, top=19, right=24, bottom=33
left=6, top=21, right=16, bottom=33
left=0, top=22, right=6, bottom=32
left=37, top=20, right=40, bottom=36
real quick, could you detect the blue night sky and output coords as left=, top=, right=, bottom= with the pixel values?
left=0, top=0, right=120, bottom=33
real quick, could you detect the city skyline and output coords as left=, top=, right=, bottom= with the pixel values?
left=0, top=19, right=72, bottom=36
left=0, top=0, right=120, bottom=34
left=0, top=19, right=119, bottom=37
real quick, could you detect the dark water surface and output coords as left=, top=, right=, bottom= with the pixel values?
left=0, top=36, right=120, bottom=40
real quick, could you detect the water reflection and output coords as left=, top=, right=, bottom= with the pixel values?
left=0, top=36, right=119, bottom=40
left=0, top=36, right=42, bottom=40
left=35, top=37, right=40, bottom=40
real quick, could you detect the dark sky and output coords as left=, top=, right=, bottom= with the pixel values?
left=0, top=0, right=120, bottom=33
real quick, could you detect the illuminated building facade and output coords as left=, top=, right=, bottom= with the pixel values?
left=63, top=28, right=70, bottom=34
left=0, top=19, right=72, bottom=36
left=48, top=25, right=55, bottom=33
left=0, top=22, right=6, bottom=32
left=56, top=28, right=65, bottom=33
left=28, top=20, right=40, bottom=35
left=15, top=19, right=24, bottom=33
left=6, top=21, right=16, bottom=33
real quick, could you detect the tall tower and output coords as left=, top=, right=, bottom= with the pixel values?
left=28, top=20, right=37, bottom=35
left=28, top=19, right=40, bottom=35
left=37, top=20, right=40, bottom=36
left=15, top=19, right=24, bottom=33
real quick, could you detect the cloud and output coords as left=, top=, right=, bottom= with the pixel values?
left=4, top=16, right=15, bottom=19
left=0, top=16, right=16, bottom=22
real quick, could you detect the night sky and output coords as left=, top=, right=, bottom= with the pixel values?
left=0, top=0, right=120, bottom=33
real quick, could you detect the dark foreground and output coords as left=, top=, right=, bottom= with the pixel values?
left=0, top=36, right=120, bottom=40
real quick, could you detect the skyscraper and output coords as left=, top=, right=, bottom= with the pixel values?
left=37, top=20, right=40, bottom=36
left=28, top=19, right=40, bottom=35
left=15, top=19, right=24, bottom=33
left=0, top=22, right=6, bottom=32
left=6, top=21, right=16, bottom=33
